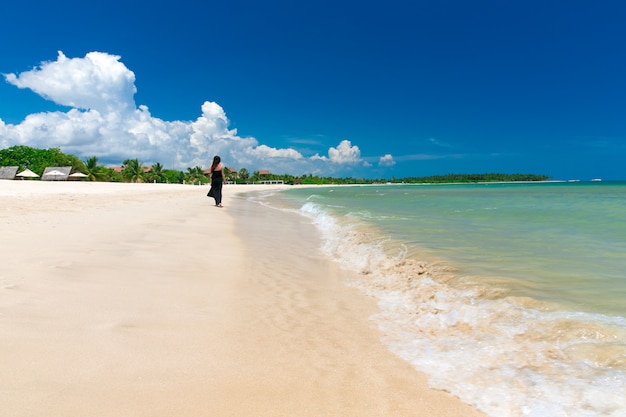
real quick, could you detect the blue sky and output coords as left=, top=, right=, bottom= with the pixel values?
left=0, top=0, right=624, bottom=180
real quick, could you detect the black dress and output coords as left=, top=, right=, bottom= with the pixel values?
left=208, top=168, right=223, bottom=205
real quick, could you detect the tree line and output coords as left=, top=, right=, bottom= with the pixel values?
left=394, top=173, right=551, bottom=183
left=0, top=145, right=550, bottom=184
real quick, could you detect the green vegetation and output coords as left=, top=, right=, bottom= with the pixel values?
left=0, top=145, right=87, bottom=176
left=0, top=145, right=551, bottom=184
left=237, top=171, right=550, bottom=185
left=185, top=166, right=208, bottom=185
left=393, top=173, right=550, bottom=184
left=84, top=156, right=110, bottom=181
left=121, top=158, right=144, bottom=183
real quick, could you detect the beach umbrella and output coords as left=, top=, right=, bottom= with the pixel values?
left=45, top=169, right=66, bottom=180
left=16, top=169, right=39, bottom=178
left=46, top=169, right=65, bottom=175
left=69, top=172, right=88, bottom=178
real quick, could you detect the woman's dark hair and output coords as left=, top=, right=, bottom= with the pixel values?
left=210, top=155, right=221, bottom=173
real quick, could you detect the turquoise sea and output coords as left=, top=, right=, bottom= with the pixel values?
left=251, top=181, right=626, bottom=417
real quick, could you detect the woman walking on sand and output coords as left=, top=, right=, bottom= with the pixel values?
left=207, top=155, right=225, bottom=207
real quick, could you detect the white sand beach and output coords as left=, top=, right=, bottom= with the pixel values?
left=0, top=180, right=485, bottom=417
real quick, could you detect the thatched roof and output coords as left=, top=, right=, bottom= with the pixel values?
left=42, top=166, right=72, bottom=181
left=0, top=166, right=19, bottom=180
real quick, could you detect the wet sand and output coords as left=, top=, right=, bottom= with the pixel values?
left=0, top=180, right=485, bottom=416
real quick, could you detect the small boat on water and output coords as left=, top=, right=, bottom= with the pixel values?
left=591, top=178, right=602, bottom=182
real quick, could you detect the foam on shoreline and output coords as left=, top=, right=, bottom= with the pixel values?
left=267, top=188, right=626, bottom=417
left=1, top=180, right=486, bottom=417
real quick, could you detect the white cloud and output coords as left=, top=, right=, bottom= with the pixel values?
left=5, top=51, right=136, bottom=114
left=378, top=154, right=396, bottom=166
left=247, top=144, right=303, bottom=160
left=0, top=51, right=387, bottom=175
left=327, top=139, right=362, bottom=164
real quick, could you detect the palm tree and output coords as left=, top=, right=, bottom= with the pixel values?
left=148, top=162, right=165, bottom=183
left=83, top=156, right=108, bottom=181
left=122, top=158, right=144, bottom=183
left=184, top=166, right=205, bottom=184
left=238, top=167, right=249, bottom=183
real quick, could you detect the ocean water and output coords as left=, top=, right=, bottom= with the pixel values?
left=250, top=181, right=626, bottom=417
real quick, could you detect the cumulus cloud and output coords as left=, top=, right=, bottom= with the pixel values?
left=0, top=51, right=390, bottom=175
left=329, top=140, right=361, bottom=163
left=311, top=139, right=362, bottom=164
left=5, top=51, right=136, bottom=114
left=378, top=154, right=395, bottom=166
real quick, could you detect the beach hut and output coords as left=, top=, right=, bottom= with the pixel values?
left=42, top=166, right=72, bottom=181
left=16, top=168, right=40, bottom=179
left=0, top=166, right=19, bottom=180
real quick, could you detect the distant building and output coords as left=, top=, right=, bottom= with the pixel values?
left=204, top=167, right=238, bottom=178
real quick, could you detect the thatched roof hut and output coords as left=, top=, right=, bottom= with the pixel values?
left=42, top=166, right=72, bottom=181
left=0, top=166, right=19, bottom=180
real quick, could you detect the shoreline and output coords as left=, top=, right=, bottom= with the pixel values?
left=0, top=180, right=485, bottom=416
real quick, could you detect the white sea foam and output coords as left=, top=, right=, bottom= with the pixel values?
left=298, top=200, right=626, bottom=417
